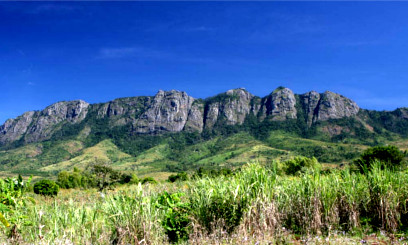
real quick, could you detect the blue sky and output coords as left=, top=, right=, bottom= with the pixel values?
left=1, top=2, right=408, bottom=124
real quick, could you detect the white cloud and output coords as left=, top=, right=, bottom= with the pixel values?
left=98, top=47, right=172, bottom=60
left=28, top=4, right=80, bottom=15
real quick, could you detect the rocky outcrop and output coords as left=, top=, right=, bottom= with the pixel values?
left=184, top=102, right=205, bottom=132
left=0, top=111, right=37, bottom=144
left=96, top=96, right=152, bottom=119
left=135, top=90, right=194, bottom=133
left=314, top=91, right=359, bottom=122
left=95, top=96, right=153, bottom=126
left=223, top=89, right=256, bottom=124
left=299, top=91, right=359, bottom=124
left=395, top=108, right=408, bottom=119
left=24, top=100, right=90, bottom=143
left=260, top=87, right=297, bottom=120
left=203, top=88, right=256, bottom=128
left=0, top=87, right=365, bottom=146
left=300, top=91, right=320, bottom=125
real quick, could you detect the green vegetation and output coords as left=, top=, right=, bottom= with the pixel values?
left=2, top=106, right=408, bottom=181
left=142, top=177, right=157, bottom=184
left=282, top=156, right=320, bottom=175
left=1, top=158, right=408, bottom=244
left=0, top=175, right=32, bottom=230
left=354, top=145, right=407, bottom=172
left=167, top=172, right=188, bottom=183
left=57, top=164, right=134, bottom=190
left=156, top=192, right=190, bottom=243
left=33, top=179, right=59, bottom=197
left=0, top=129, right=399, bottom=181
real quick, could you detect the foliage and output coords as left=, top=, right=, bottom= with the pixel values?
left=283, top=156, right=321, bottom=175
left=156, top=192, right=190, bottom=243
left=90, top=163, right=123, bottom=191
left=57, top=169, right=97, bottom=189
left=192, top=167, right=233, bottom=179
left=57, top=165, right=136, bottom=190
left=142, top=177, right=157, bottom=185
left=129, top=173, right=139, bottom=184
left=0, top=175, right=32, bottom=227
left=364, top=109, right=408, bottom=137
left=189, top=176, right=249, bottom=235
left=168, top=172, right=188, bottom=183
left=33, top=179, right=59, bottom=197
left=3, top=161, right=408, bottom=243
left=354, top=145, right=406, bottom=172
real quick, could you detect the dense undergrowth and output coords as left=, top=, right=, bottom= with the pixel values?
left=1, top=159, right=408, bottom=244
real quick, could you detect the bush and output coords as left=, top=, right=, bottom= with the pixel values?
left=355, top=145, right=406, bottom=173
left=190, top=179, right=249, bottom=235
left=168, top=172, right=188, bottom=183
left=33, top=179, right=59, bottom=197
left=283, top=156, right=321, bottom=175
left=129, top=173, right=139, bottom=184
left=156, top=192, right=190, bottom=243
left=141, top=177, right=157, bottom=185
left=91, top=164, right=123, bottom=191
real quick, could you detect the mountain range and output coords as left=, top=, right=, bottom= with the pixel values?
left=1, top=87, right=408, bottom=179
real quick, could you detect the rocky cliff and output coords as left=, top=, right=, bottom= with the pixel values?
left=260, top=87, right=297, bottom=121
left=203, top=88, right=258, bottom=129
left=135, top=90, right=194, bottom=133
left=300, top=91, right=360, bottom=125
left=0, top=87, right=369, bottom=146
left=1, top=100, right=90, bottom=144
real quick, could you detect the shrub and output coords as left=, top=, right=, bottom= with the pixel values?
left=129, top=173, right=139, bottom=184
left=283, top=156, right=320, bottom=175
left=142, top=177, right=157, bottom=185
left=190, top=178, right=249, bottom=235
left=204, top=194, right=247, bottom=234
left=90, top=164, right=123, bottom=191
left=168, top=172, right=188, bottom=183
left=156, top=192, right=190, bottom=243
left=355, top=145, right=406, bottom=173
left=33, top=179, right=59, bottom=197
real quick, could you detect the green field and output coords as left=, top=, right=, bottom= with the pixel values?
left=1, top=160, right=408, bottom=244
left=0, top=129, right=391, bottom=182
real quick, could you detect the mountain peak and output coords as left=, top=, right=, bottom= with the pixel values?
left=0, top=87, right=368, bottom=147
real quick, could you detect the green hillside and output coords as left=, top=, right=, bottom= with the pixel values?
left=2, top=88, right=408, bottom=180
left=2, top=126, right=405, bottom=181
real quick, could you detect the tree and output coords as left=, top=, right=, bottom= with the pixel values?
left=33, top=179, right=59, bottom=197
left=355, top=145, right=406, bottom=173
left=283, top=156, right=321, bottom=175
left=90, top=163, right=122, bottom=191
left=168, top=172, right=188, bottom=183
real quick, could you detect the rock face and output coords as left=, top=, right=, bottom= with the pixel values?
left=25, top=100, right=90, bottom=143
left=95, top=96, right=153, bottom=126
left=261, top=87, right=297, bottom=120
left=395, top=108, right=408, bottom=119
left=96, top=97, right=152, bottom=119
left=203, top=88, right=256, bottom=129
left=135, top=90, right=194, bottom=133
left=300, top=91, right=359, bottom=124
left=300, top=91, right=320, bottom=125
left=0, top=111, right=37, bottom=144
left=184, top=102, right=205, bottom=132
left=314, top=91, right=359, bottom=122
left=0, top=87, right=365, bottom=146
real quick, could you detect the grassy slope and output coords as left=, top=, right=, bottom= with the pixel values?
left=40, top=139, right=134, bottom=172
left=2, top=130, right=408, bottom=180
left=0, top=140, right=84, bottom=178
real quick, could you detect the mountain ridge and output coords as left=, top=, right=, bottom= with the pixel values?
left=1, top=87, right=365, bottom=146
left=2, top=87, right=408, bottom=179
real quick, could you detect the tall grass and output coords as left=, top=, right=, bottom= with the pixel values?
left=1, top=161, right=408, bottom=244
